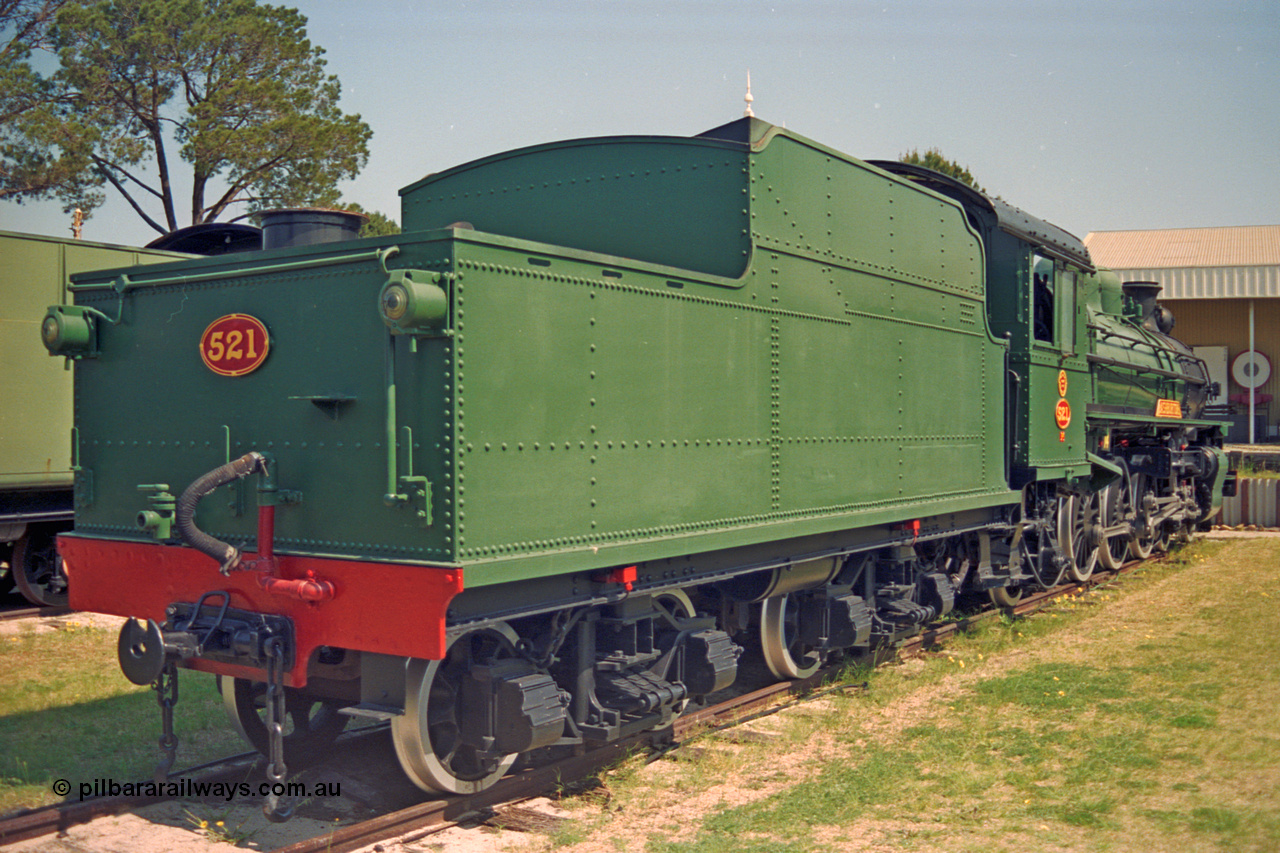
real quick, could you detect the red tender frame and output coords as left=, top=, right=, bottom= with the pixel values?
left=60, top=535, right=463, bottom=687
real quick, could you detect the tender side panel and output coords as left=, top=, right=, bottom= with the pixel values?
left=452, top=188, right=1009, bottom=585
left=447, top=132, right=1010, bottom=585
left=747, top=135, right=985, bottom=301
left=452, top=252, right=774, bottom=568
left=400, top=138, right=751, bottom=279
left=751, top=135, right=1004, bottom=510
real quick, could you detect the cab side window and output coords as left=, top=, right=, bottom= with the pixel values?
left=1032, top=253, right=1054, bottom=344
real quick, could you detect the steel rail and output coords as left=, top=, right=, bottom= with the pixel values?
left=0, top=754, right=261, bottom=847
left=0, top=605, right=71, bottom=623
left=267, top=669, right=844, bottom=853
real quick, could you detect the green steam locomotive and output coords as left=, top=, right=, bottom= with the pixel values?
left=43, top=116, right=1230, bottom=800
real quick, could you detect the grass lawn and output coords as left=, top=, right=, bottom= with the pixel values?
left=0, top=618, right=247, bottom=816
left=3, top=537, right=1278, bottom=853
left=549, top=538, right=1280, bottom=853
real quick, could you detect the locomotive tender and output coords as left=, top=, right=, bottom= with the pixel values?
left=43, top=116, right=1231, bottom=798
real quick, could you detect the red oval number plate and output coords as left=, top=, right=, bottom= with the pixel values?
left=199, top=314, right=270, bottom=376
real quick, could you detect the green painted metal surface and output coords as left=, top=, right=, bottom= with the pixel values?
left=0, top=231, right=186, bottom=491
left=401, top=135, right=751, bottom=279
left=1089, top=315, right=1190, bottom=414
left=66, top=122, right=1020, bottom=587
left=70, top=237, right=455, bottom=561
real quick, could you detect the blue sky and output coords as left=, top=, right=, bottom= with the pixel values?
left=2, top=0, right=1276, bottom=247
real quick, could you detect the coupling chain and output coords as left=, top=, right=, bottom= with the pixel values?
left=262, top=635, right=293, bottom=822
left=152, top=662, right=179, bottom=783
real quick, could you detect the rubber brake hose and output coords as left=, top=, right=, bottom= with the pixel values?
left=175, top=451, right=266, bottom=574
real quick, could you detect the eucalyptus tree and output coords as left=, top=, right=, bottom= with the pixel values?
left=2, top=0, right=372, bottom=234
left=0, top=1, right=95, bottom=205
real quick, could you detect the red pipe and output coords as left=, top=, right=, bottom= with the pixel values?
left=258, top=572, right=335, bottom=602
left=257, top=504, right=275, bottom=562
left=252, top=502, right=334, bottom=601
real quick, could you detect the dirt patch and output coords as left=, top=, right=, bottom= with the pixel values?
left=0, top=610, right=124, bottom=637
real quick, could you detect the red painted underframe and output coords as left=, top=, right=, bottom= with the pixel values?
left=60, top=535, right=464, bottom=687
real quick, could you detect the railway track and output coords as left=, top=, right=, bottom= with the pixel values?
left=264, top=565, right=1142, bottom=853
left=0, top=752, right=263, bottom=847
left=0, top=558, right=1146, bottom=852
left=0, top=604, right=71, bottom=624
left=898, top=562, right=1133, bottom=657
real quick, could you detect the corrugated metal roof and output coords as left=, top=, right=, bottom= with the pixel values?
left=1099, top=265, right=1280, bottom=300
left=1084, top=225, right=1280, bottom=269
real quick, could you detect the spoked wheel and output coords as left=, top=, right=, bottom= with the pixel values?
left=1152, top=520, right=1174, bottom=555
left=1097, top=479, right=1132, bottom=570
left=655, top=589, right=696, bottom=623
left=220, top=676, right=348, bottom=765
left=760, top=593, right=821, bottom=680
left=1059, top=493, right=1100, bottom=583
left=1127, top=471, right=1157, bottom=560
left=392, top=624, right=522, bottom=795
left=11, top=528, right=69, bottom=607
left=1020, top=496, right=1066, bottom=589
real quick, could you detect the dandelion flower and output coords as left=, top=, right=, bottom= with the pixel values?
left=1057, top=690, right=1065, bottom=696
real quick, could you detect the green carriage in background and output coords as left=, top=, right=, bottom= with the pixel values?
left=0, top=230, right=189, bottom=605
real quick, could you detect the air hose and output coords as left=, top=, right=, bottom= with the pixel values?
left=175, top=451, right=266, bottom=574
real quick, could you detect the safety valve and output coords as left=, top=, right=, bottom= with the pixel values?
left=378, top=269, right=447, bottom=335
left=41, top=305, right=99, bottom=358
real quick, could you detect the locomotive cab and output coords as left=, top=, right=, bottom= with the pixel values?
left=866, top=162, right=1093, bottom=488
left=867, top=160, right=1229, bottom=585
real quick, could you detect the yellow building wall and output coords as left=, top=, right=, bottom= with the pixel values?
left=1165, top=297, right=1280, bottom=439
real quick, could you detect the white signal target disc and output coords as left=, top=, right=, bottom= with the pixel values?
left=1231, top=350, right=1271, bottom=389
